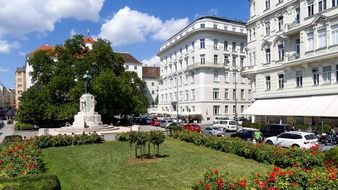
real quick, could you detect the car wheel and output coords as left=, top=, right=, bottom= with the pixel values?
left=291, top=144, right=300, bottom=148
left=266, top=140, right=273, bottom=145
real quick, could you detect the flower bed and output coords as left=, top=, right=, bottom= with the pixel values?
left=193, top=166, right=337, bottom=190
left=0, top=141, right=43, bottom=177
left=173, top=131, right=323, bottom=169
left=0, top=133, right=103, bottom=178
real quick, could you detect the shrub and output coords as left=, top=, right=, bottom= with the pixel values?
left=193, top=166, right=338, bottom=190
left=117, top=132, right=129, bottom=141
left=324, top=146, right=338, bottom=168
left=32, top=133, right=103, bottom=148
left=174, top=131, right=323, bottom=169
left=15, top=122, right=34, bottom=130
left=2, top=135, right=23, bottom=144
left=0, top=141, right=43, bottom=178
left=0, top=174, right=61, bottom=190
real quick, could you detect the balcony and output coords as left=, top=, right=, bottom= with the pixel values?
left=286, top=52, right=300, bottom=61
left=187, top=62, right=225, bottom=70
left=287, top=21, right=300, bottom=33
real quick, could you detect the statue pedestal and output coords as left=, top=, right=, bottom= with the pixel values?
left=72, top=93, right=103, bottom=128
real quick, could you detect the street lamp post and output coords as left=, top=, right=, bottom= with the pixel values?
left=176, top=66, right=179, bottom=123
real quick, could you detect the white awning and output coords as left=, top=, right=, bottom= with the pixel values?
left=243, top=95, right=338, bottom=117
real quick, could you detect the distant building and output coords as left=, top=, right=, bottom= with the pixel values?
left=0, top=82, right=15, bottom=109
left=158, top=16, right=251, bottom=122
left=142, top=66, right=160, bottom=110
left=119, top=52, right=143, bottom=79
left=243, top=0, right=338, bottom=125
left=15, top=66, right=26, bottom=108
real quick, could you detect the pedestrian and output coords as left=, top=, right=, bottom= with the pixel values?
left=254, top=130, right=263, bottom=143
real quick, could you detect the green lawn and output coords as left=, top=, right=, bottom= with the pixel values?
left=42, top=138, right=271, bottom=190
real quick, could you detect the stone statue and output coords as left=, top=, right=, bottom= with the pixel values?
left=80, top=96, right=86, bottom=112
left=83, top=71, right=92, bottom=94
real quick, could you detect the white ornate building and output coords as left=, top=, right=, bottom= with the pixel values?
left=158, top=16, right=252, bottom=122
left=243, top=0, right=338, bottom=125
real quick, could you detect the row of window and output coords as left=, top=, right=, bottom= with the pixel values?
left=199, top=23, right=245, bottom=33
left=307, top=24, right=338, bottom=51
left=160, top=88, right=251, bottom=103
left=264, top=65, right=338, bottom=90
left=307, top=0, right=338, bottom=17
left=213, top=105, right=246, bottom=115
left=161, top=39, right=245, bottom=64
left=162, top=106, right=196, bottom=113
left=125, top=65, right=138, bottom=70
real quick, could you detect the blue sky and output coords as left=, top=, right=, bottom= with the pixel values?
left=0, top=0, right=249, bottom=88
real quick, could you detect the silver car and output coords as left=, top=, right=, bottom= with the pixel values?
left=203, top=127, right=224, bottom=136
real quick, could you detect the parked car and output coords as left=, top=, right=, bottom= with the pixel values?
left=203, top=127, right=224, bottom=137
left=160, top=119, right=174, bottom=128
left=231, top=128, right=258, bottom=141
left=213, top=120, right=238, bottom=132
left=321, top=134, right=338, bottom=145
left=265, top=131, right=318, bottom=149
left=183, top=123, right=201, bottom=133
left=151, top=118, right=161, bottom=126
left=260, top=124, right=295, bottom=138
left=140, top=117, right=152, bottom=125
left=213, top=117, right=229, bottom=124
left=0, top=120, right=4, bottom=128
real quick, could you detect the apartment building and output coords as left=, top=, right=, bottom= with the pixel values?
left=15, top=66, right=26, bottom=108
left=158, top=16, right=252, bottom=122
left=243, top=0, right=338, bottom=125
left=142, top=66, right=160, bottom=112
left=119, top=52, right=143, bottom=79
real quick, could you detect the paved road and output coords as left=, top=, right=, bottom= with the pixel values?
left=0, top=121, right=38, bottom=142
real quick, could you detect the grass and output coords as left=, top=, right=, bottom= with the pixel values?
left=42, top=138, right=271, bottom=190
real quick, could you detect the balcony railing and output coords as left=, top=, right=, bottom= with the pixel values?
left=287, top=21, right=300, bottom=31
left=287, top=52, right=300, bottom=61
left=187, top=62, right=225, bottom=70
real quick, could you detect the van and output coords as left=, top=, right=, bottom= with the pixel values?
left=213, top=120, right=238, bottom=132
left=213, top=117, right=229, bottom=124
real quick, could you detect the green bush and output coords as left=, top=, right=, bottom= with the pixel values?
left=174, top=131, right=324, bottom=169
left=2, top=135, right=23, bottom=144
left=0, top=174, right=61, bottom=190
left=32, top=133, right=103, bottom=148
left=14, top=122, right=34, bottom=130
left=324, top=146, right=338, bottom=167
left=117, top=133, right=129, bottom=141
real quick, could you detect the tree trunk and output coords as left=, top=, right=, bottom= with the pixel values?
left=157, top=145, right=160, bottom=156
left=148, top=142, right=151, bottom=156
left=135, top=145, right=138, bottom=158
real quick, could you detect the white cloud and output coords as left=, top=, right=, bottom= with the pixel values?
left=70, top=29, right=77, bottom=37
left=0, top=39, right=19, bottom=53
left=207, top=8, right=219, bottom=16
left=99, top=6, right=189, bottom=46
left=0, top=0, right=104, bottom=49
left=0, top=67, right=9, bottom=73
left=142, top=56, right=160, bottom=67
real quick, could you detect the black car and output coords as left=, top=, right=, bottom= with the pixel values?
left=231, top=128, right=257, bottom=141
left=260, top=124, right=295, bottom=138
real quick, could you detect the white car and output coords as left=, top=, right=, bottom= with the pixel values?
left=213, top=120, right=238, bottom=132
left=265, top=131, right=318, bottom=149
left=213, top=117, right=229, bottom=124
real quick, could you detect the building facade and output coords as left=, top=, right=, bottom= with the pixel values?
left=119, top=53, right=143, bottom=79
left=142, top=66, right=160, bottom=113
left=243, top=0, right=338, bottom=125
left=0, top=83, right=15, bottom=109
left=158, top=16, right=252, bottom=122
left=15, top=66, right=26, bottom=108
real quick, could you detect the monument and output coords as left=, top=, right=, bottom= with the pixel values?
left=72, top=71, right=103, bottom=129
left=39, top=71, right=131, bottom=138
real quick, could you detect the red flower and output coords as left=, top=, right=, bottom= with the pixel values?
left=330, top=173, right=337, bottom=181
left=199, top=179, right=203, bottom=186
left=205, top=183, right=211, bottom=190
left=269, top=172, right=276, bottom=181
left=259, top=181, right=267, bottom=188
left=292, top=163, right=299, bottom=167
left=273, top=166, right=280, bottom=172
left=238, top=179, right=246, bottom=188
left=217, top=178, right=223, bottom=189
left=291, top=182, right=298, bottom=187
left=0, top=160, right=4, bottom=165
left=214, top=169, right=219, bottom=175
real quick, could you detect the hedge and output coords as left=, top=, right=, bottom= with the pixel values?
left=0, top=174, right=61, bottom=190
left=14, top=122, right=34, bottom=130
left=173, top=131, right=324, bottom=169
left=32, top=133, right=103, bottom=148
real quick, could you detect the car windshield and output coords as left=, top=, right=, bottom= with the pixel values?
left=212, top=127, right=221, bottom=131
left=229, top=121, right=236, bottom=125
left=305, top=134, right=317, bottom=140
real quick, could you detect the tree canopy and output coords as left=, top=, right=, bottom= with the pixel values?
left=17, top=35, right=148, bottom=126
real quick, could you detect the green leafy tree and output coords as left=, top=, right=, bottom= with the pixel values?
left=17, top=35, right=147, bottom=126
